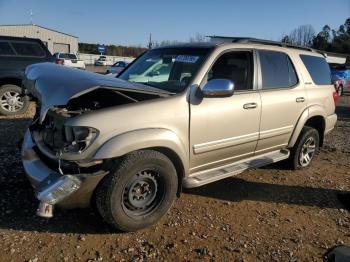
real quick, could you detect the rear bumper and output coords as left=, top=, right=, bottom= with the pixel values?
left=325, top=114, right=337, bottom=135
left=21, top=129, right=108, bottom=208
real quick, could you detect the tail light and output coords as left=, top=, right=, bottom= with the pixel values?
left=333, top=89, right=339, bottom=105
left=334, top=80, right=341, bottom=89
left=55, top=59, right=64, bottom=65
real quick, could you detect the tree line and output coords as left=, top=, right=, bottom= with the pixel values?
left=281, top=18, right=350, bottom=54
left=78, top=18, right=349, bottom=58
left=78, top=43, right=147, bottom=57
left=78, top=34, right=207, bottom=57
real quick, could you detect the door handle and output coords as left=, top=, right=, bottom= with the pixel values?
left=296, top=97, right=305, bottom=103
left=243, top=102, right=257, bottom=109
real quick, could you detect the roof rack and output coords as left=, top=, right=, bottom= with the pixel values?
left=232, top=37, right=315, bottom=52
left=207, top=36, right=317, bottom=53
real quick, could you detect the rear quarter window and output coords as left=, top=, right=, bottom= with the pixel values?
left=10, top=41, right=46, bottom=57
left=300, top=55, right=331, bottom=85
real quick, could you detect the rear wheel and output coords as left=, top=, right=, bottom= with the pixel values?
left=287, top=126, right=319, bottom=170
left=95, top=150, right=178, bottom=232
left=0, top=85, right=29, bottom=115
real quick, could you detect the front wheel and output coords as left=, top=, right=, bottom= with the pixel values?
left=0, top=85, right=29, bottom=115
left=287, top=126, right=319, bottom=170
left=95, top=150, right=178, bottom=232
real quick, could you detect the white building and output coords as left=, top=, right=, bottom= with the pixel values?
left=0, top=24, right=78, bottom=54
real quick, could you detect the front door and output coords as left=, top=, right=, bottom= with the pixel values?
left=189, top=51, right=261, bottom=173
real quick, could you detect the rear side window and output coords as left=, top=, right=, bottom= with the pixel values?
left=0, top=42, right=15, bottom=55
left=259, top=51, right=298, bottom=89
left=59, top=53, right=77, bottom=59
left=300, top=55, right=331, bottom=85
left=10, top=42, right=45, bottom=57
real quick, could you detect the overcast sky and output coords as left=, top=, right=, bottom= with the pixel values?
left=0, top=0, right=349, bottom=47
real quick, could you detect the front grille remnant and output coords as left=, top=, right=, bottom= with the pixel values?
left=40, top=109, right=69, bottom=152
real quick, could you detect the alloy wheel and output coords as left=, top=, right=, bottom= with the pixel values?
left=0, top=91, right=24, bottom=113
left=299, top=137, right=316, bottom=167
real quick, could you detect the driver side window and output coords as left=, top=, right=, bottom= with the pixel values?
left=208, top=51, right=254, bottom=91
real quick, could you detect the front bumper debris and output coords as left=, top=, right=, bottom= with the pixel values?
left=22, top=129, right=82, bottom=204
left=36, top=174, right=82, bottom=205
left=21, top=129, right=108, bottom=211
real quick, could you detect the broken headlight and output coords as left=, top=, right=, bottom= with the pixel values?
left=64, top=126, right=98, bottom=153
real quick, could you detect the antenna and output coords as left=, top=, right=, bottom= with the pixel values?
left=30, top=9, right=34, bottom=25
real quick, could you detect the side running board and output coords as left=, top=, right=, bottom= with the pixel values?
left=183, top=149, right=290, bottom=188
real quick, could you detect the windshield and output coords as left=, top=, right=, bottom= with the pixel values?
left=119, top=47, right=212, bottom=93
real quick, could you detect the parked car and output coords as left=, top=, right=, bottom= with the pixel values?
left=53, top=52, right=85, bottom=70
left=22, top=39, right=337, bottom=232
left=95, top=55, right=113, bottom=66
left=106, top=61, right=128, bottom=75
left=330, top=65, right=350, bottom=96
left=0, top=35, right=54, bottom=115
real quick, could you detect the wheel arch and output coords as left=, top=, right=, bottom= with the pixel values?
left=304, top=116, right=325, bottom=147
left=93, top=128, right=189, bottom=191
left=0, top=77, right=23, bottom=88
left=288, top=106, right=326, bottom=148
left=151, top=146, right=185, bottom=196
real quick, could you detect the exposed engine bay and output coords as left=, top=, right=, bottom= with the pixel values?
left=30, top=87, right=164, bottom=158
left=65, top=88, right=165, bottom=113
left=23, top=63, right=173, bottom=169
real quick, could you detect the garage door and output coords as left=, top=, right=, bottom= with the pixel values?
left=53, top=43, right=70, bottom=53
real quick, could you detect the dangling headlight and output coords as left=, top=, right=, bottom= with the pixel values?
left=64, top=126, right=99, bottom=153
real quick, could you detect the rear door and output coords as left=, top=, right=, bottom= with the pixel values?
left=256, top=50, right=307, bottom=154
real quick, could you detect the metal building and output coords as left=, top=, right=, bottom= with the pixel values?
left=0, top=24, right=78, bottom=54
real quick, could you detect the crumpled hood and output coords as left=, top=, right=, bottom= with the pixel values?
left=24, top=63, right=171, bottom=121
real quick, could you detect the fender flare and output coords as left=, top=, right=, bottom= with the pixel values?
left=93, top=128, right=189, bottom=173
left=0, top=74, right=23, bottom=86
left=288, top=105, right=326, bottom=147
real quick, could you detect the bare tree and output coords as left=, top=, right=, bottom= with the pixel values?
left=286, top=25, right=315, bottom=46
left=189, top=33, right=207, bottom=43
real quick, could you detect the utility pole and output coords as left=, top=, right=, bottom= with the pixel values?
left=148, top=33, right=153, bottom=49
left=30, top=9, right=34, bottom=25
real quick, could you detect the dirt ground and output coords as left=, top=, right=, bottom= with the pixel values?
left=0, top=94, right=349, bottom=262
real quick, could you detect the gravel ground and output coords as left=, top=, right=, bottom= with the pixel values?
left=0, top=95, right=349, bottom=262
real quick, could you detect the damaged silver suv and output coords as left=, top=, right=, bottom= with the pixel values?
left=22, top=39, right=337, bottom=231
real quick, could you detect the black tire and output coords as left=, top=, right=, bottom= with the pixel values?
left=338, top=85, right=343, bottom=96
left=0, top=84, right=29, bottom=116
left=287, top=126, right=320, bottom=170
left=95, top=150, right=178, bottom=232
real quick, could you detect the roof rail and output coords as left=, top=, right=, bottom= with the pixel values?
left=230, top=37, right=315, bottom=52
left=207, top=36, right=316, bottom=52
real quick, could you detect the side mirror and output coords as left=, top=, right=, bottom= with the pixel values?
left=202, top=79, right=234, bottom=97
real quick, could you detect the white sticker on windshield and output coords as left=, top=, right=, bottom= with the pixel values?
left=175, top=55, right=199, bottom=63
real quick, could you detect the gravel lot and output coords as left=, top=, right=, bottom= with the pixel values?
left=0, top=95, right=349, bottom=262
